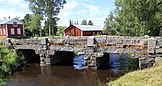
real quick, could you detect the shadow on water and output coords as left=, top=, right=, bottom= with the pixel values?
left=7, top=52, right=138, bottom=86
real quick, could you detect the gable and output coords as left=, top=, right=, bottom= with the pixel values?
left=0, top=18, right=24, bottom=24
left=7, top=19, right=24, bottom=24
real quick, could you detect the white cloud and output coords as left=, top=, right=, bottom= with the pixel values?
left=57, top=0, right=79, bottom=26
left=8, top=0, right=28, bottom=8
left=0, top=7, right=31, bottom=20
left=0, top=0, right=31, bottom=20
left=64, top=0, right=79, bottom=9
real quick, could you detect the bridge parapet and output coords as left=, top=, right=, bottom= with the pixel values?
left=2, top=36, right=162, bottom=69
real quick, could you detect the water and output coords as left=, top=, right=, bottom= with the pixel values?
left=6, top=54, right=137, bottom=86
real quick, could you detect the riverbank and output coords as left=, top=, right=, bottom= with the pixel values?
left=107, top=61, right=162, bottom=86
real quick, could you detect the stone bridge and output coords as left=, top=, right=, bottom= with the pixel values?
left=2, top=36, right=162, bottom=69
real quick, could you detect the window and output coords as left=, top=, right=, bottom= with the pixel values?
left=13, top=22, right=18, bottom=27
left=17, top=28, right=21, bottom=34
left=11, top=28, right=15, bottom=35
left=0, top=28, right=2, bottom=35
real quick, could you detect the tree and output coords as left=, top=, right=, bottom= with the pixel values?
left=56, top=26, right=66, bottom=36
left=30, top=14, right=43, bottom=36
left=88, top=20, right=93, bottom=25
left=104, top=0, right=162, bottom=36
left=43, top=18, right=58, bottom=36
left=81, top=19, right=87, bottom=25
left=103, top=12, right=116, bottom=35
left=23, top=14, right=32, bottom=31
left=27, top=0, right=66, bottom=36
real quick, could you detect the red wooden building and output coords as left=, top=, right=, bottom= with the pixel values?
left=0, top=18, right=24, bottom=37
left=64, top=25, right=103, bottom=36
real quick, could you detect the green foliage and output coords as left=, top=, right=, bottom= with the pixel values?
left=56, top=26, right=66, bottom=36
left=23, top=14, right=43, bottom=37
left=27, top=0, right=66, bottom=36
left=88, top=20, right=93, bottom=25
left=0, top=79, right=6, bottom=86
left=16, top=52, right=26, bottom=67
left=0, top=46, right=25, bottom=79
left=0, top=46, right=16, bottom=78
left=104, top=0, right=162, bottom=36
left=81, top=19, right=88, bottom=25
left=30, top=14, right=43, bottom=36
left=43, top=18, right=58, bottom=36
left=0, top=38, right=6, bottom=44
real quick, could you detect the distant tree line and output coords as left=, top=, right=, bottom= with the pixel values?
left=23, top=14, right=66, bottom=37
left=69, top=20, right=94, bottom=25
left=81, top=19, right=93, bottom=25
left=103, top=0, right=162, bottom=36
left=24, top=0, right=66, bottom=37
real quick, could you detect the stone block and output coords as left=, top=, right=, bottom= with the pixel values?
left=139, top=57, right=155, bottom=69
left=87, top=36, right=95, bottom=47
left=41, top=38, right=48, bottom=45
left=155, top=57, right=162, bottom=63
left=148, top=37, right=156, bottom=54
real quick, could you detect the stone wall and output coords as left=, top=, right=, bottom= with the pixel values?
left=2, top=36, right=162, bottom=69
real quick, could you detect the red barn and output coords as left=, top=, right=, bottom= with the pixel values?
left=0, top=18, right=24, bottom=37
left=64, top=25, right=103, bottom=36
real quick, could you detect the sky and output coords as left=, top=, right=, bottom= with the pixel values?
left=0, top=0, right=116, bottom=27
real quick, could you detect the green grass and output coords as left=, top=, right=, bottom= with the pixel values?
left=0, top=38, right=6, bottom=43
left=107, top=61, right=162, bottom=86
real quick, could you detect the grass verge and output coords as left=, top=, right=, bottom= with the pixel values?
left=107, top=61, right=162, bottom=86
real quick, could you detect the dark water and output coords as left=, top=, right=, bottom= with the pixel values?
left=6, top=54, right=137, bottom=86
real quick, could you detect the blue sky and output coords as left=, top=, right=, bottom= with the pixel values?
left=0, top=0, right=116, bottom=27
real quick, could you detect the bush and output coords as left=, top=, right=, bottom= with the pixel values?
left=0, top=46, right=16, bottom=78
left=0, top=45, right=25, bottom=78
left=0, top=79, right=6, bottom=86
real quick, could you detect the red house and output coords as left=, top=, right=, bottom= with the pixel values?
left=0, top=18, right=24, bottom=37
left=64, top=25, right=103, bottom=36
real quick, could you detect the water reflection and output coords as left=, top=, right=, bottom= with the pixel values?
left=7, top=64, right=129, bottom=86
left=7, top=54, right=137, bottom=86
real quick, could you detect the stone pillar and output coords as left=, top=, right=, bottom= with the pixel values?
left=40, top=38, right=49, bottom=50
left=40, top=54, right=45, bottom=66
left=45, top=51, right=51, bottom=66
left=38, top=50, right=51, bottom=66
left=87, top=36, right=95, bottom=47
left=84, top=53, right=97, bottom=69
left=148, top=37, right=156, bottom=54
left=84, top=52, right=104, bottom=69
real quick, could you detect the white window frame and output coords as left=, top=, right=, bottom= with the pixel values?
left=17, top=28, right=21, bottom=34
left=11, top=28, right=15, bottom=35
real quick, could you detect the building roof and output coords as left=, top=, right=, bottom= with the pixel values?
left=0, top=18, right=23, bottom=24
left=0, top=19, right=12, bottom=24
left=72, top=25, right=103, bottom=31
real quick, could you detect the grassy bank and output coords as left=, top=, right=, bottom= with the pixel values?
left=107, top=61, right=162, bottom=86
